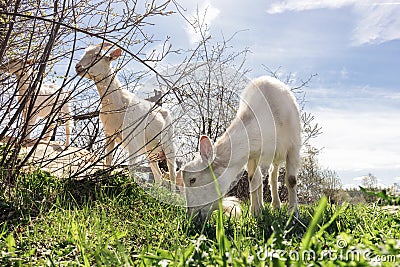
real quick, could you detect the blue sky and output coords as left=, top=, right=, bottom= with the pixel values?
left=144, top=0, right=400, bottom=188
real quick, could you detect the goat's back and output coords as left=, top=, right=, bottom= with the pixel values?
left=28, top=83, right=70, bottom=117
left=237, top=76, right=301, bottom=162
left=122, top=94, right=172, bottom=151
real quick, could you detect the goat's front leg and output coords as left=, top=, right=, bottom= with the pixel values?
left=166, top=159, right=177, bottom=190
left=64, top=120, right=72, bottom=147
left=61, top=102, right=73, bottom=147
left=162, top=143, right=177, bottom=190
left=148, top=161, right=163, bottom=183
left=105, top=135, right=115, bottom=166
left=247, top=159, right=264, bottom=216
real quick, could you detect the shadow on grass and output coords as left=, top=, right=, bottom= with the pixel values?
left=0, top=168, right=153, bottom=227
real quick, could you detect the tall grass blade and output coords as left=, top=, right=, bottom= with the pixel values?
left=209, top=164, right=231, bottom=265
left=297, top=196, right=327, bottom=266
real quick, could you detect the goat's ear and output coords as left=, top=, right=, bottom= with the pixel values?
left=26, top=59, right=34, bottom=65
left=199, top=135, right=215, bottom=164
left=109, top=48, right=122, bottom=61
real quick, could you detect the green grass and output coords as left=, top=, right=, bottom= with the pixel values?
left=1, top=169, right=399, bottom=266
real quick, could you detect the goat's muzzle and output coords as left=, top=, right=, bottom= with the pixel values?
left=187, top=207, right=207, bottom=225
left=75, top=64, right=84, bottom=75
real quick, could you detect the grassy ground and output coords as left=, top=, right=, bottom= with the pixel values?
left=1, top=170, right=399, bottom=266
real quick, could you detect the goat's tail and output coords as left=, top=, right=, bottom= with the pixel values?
left=221, top=197, right=242, bottom=219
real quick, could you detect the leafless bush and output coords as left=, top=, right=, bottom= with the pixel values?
left=0, top=0, right=177, bottom=182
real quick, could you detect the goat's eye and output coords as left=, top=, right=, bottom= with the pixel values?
left=189, top=178, right=196, bottom=185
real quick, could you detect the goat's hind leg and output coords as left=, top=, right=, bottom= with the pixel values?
left=286, top=147, right=300, bottom=218
left=148, top=160, right=163, bottom=184
left=159, top=121, right=177, bottom=190
left=34, top=114, right=54, bottom=143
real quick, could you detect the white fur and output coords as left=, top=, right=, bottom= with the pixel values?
left=181, top=76, right=301, bottom=222
left=0, top=59, right=73, bottom=146
left=75, top=44, right=177, bottom=185
left=222, top=196, right=241, bottom=218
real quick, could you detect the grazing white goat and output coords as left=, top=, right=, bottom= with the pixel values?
left=180, top=76, right=301, bottom=222
left=75, top=43, right=177, bottom=185
left=0, top=58, right=73, bottom=146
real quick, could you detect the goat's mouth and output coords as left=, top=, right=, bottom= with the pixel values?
left=75, top=69, right=91, bottom=80
left=75, top=65, right=87, bottom=76
left=75, top=69, right=85, bottom=76
left=187, top=208, right=204, bottom=224
left=187, top=206, right=210, bottom=224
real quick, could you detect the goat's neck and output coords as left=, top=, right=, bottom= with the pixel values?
left=212, top=118, right=250, bottom=181
left=93, top=72, right=123, bottom=101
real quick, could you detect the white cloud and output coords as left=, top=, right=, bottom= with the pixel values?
left=266, top=0, right=400, bottom=45
left=185, top=1, right=221, bottom=44
left=266, top=0, right=357, bottom=13
left=307, top=85, right=400, bottom=180
left=311, top=108, right=400, bottom=172
left=384, top=93, right=400, bottom=100
left=351, top=3, right=400, bottom=45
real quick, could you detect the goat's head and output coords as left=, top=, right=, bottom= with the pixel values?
left=0, top=58, right=34, bottom=76
left=75, top=43, right=122, bottom=80
left=181, top=135, right=221, bottom=223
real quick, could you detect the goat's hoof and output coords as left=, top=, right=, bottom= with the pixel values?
left=250, top=205, right=264, bottom=217
left=288, top=207, right=299, bottom=222
left=271, top=201, right=281, bottom=209
left=169, top=184, right=180, bottom=193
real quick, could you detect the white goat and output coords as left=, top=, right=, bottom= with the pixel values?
left=0, top=58, right=73, bottom=146
left=75, top=43, right=177, bottom=185
left=180, top=76, right=301, bottom=222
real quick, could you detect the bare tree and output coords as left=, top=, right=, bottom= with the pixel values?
left=293, top=145, right=343, bottom=204
left=156, top=8, right=252, bottom=163
left=296, top=145, right=324, bottom=203
left=321, top=168, right=342, bottom=203
left=362, top=173, right=378, bottom=189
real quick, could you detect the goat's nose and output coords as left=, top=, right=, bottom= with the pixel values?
left=75, top=64, right=83, bottom=73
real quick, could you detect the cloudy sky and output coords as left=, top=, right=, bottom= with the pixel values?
left=147, top=0, right=400, bottom=188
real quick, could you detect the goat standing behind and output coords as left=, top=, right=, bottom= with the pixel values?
left=75, top=43, right=177, bottom=186
left=0, top=58, right=73, bottom=146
